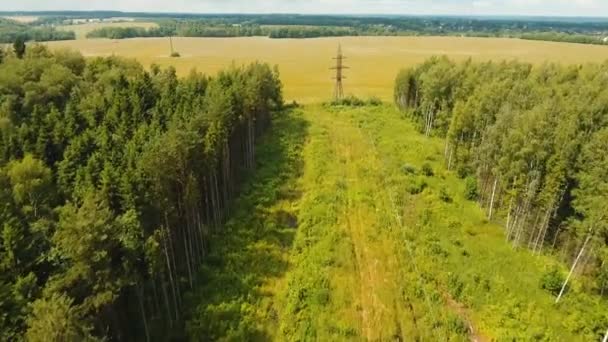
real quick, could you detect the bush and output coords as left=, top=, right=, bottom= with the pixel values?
left=407, top=177, right=427, bottom=195
left=367, top=96, right=382, bottom=106
left=456, top=165, right=471, bottom=179
left=464, top=177, right=478, bottom=200
left=447, top=273, right=465, bottom=300
left=447, top=314, right=469, bottom=336
left=170, top=52, right=181, bottom=57
left=422, top=162, right=434, bottom=176
left=401, top=163, right=417, bottom=175
left=327, top=95, right=383, bottom=107
left=439, top=187, right=452, bottom=203
left=540, top=267, right=566, bottom=295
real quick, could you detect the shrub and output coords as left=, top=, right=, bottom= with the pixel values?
left=447, top=314, right=469, bottom=336
left=447, top=273, right=465, bottom=300
left=170, top=51, right=181, bottom=57
left=422, top=162, right=434, bottom=176
left=456, top=165, right=471, bottom=179
left=540, top=267, right=566, bottom=295
left=367, top=96, right=382, bottom=106
left=401, top=163, right=417, bottom=175
left=407, top=177, right=427, bottom=194
left=464, top=177, right=478, bottom=200
left=439, top=187, right=452, bottom=203
left=327, top=95, right=383, bottom=107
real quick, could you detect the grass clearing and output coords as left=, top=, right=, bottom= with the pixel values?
left=46, top=36, right=608, bottom=102
left=186, top=103, right=607, bottom=341
left=185, top=108, right=308, bottom=341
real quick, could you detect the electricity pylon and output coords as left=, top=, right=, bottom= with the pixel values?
left=330, top=44, right=349, bottom=100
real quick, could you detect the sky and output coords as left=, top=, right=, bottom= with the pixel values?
left=2, top=0, right=608, bottom=17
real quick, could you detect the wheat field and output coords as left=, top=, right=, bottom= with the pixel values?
left=47, top=36, right=608, bottom=102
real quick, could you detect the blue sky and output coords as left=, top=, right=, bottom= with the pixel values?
left=2, top=0, right=608, bottom=17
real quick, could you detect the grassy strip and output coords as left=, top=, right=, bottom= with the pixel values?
left=184, top=109, right=308, bottom=341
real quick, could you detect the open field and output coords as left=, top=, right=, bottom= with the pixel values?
left=46, top=36, right=608, bottom=102
left=56, top=21, right=158, bottom=39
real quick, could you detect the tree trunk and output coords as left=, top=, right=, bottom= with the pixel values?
left=505, top=196, right=513, bottom=234
left=556, top=234, right=592, bottom=303
left=162, top=226, right=180, bottom=320
left=137, top=285, right=150, bottom=342
left=488, top=177, right=498, bottom=220
left=160, top=274, right=173, bottom=328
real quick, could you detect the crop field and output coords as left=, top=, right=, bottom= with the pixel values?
left=56, top=21, right=159, bottom=39
left=46, top=36, right=608, bottom=102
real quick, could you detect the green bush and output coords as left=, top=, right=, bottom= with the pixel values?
left=447, top=314, right=469, bottom=336
left=447, top=273, right=465, bottom=300
left=327, top=95, right=383, bottom=107
left=422, top=162, right=434, bottom=176
left=401, top=163, right=417, bottom=175
left=439, top=187, right=452, bottom=203
left=407, top=177, right=427, bottom=194
left=367, top=96, right=382, bottom=106
left=456, top=165, right=472, bottom=179
left=464, top=177, right=478, bottom=200
left=540, top=267, right=566, bottom=295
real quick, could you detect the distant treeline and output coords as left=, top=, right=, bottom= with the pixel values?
left=2, top=12, right=608, bottom=44
left=0, top=19, right=75, bottom=43
left=82, top=17, right=608, bottom=44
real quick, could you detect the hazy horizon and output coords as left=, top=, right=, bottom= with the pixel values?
left=2, top=0, right=608, bottom=18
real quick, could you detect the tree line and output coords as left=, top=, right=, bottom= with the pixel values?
left=0, top=18, right=75, bottom=44
left=3, top=13, right=608, bottom=45
left=78, top=16, right=608, bottom=44
left=395, top=57, right=608, bottom=299
left=0, top=43, right=282, bottom=340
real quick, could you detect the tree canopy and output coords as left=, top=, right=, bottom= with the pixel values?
left=395, top=57, right=608, bottom=297
left=0, top=44, right=282, bottom=340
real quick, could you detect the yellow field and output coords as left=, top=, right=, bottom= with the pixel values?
left=46, top=36, right=608, bottom=102
left=57, top=22, right=159, bottom=40
left=2, top=16, right=39, bottom=23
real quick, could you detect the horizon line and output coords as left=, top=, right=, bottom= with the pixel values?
left=1, top=10, right=608, bottom=20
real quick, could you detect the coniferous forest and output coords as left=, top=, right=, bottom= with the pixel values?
left=0, top=45, right=282, bottom=340
left=395, top=57, right=608, bottom=297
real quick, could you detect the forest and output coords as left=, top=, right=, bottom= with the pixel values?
left=394, top=57, right=608, bottom=298
left=0, top=43, right=282, bottom=340
left=82, top=16, right=608, bottom=43
left=0, top=18, right=75, bottom=43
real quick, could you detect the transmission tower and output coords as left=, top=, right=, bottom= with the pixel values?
left=330, top=44, right=348, bottom=100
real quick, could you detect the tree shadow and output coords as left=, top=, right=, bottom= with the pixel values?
left=182, top=108, right=309, bottom=341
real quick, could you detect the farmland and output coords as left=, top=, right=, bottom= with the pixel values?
left=46, top=36, right=608, bottom=102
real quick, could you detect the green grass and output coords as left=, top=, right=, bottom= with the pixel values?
left=184, top=108, right=308, bottom=341
left=186, top=103, right=608, bottom=341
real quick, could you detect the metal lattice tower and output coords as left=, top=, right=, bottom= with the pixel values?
left=330, top=45, right=349, bottom=100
